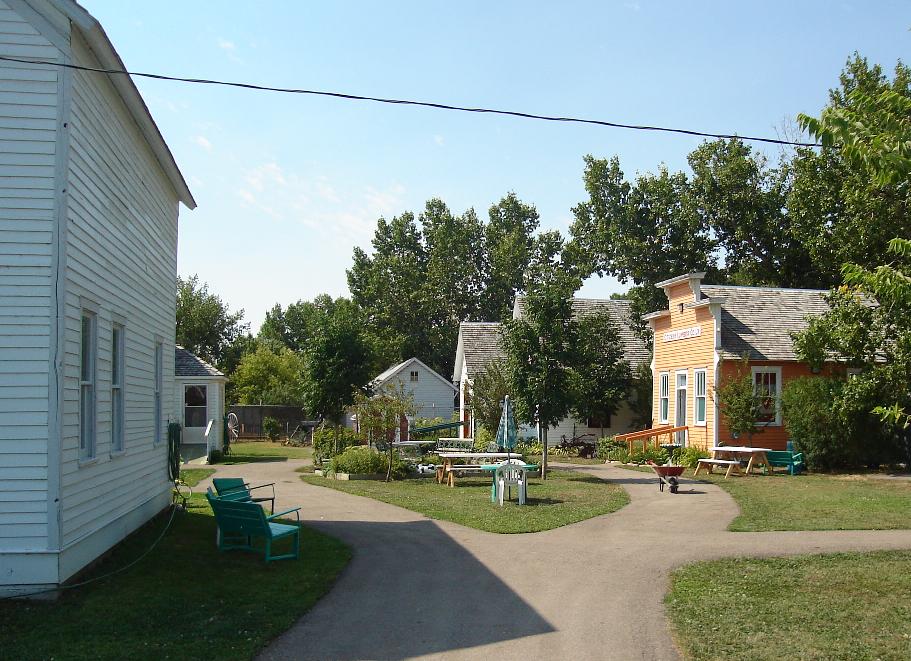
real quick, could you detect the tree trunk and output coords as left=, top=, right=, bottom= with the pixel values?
left=386, top=446, right=393, bottom=482
left=541, top=427, right=548, bottom=481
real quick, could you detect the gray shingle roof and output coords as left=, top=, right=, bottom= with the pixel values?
left=175, top=346, right=225, bottom=378
left=700, top=285, right=830, bottom=361
left=512, top=296, right=650, bottom=370
left=458, top=322, right=505, bottom=378
left=458, top=297, right=651, bottom=380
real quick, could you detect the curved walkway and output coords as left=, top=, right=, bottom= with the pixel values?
left=194, top=460, right=911, bottom=660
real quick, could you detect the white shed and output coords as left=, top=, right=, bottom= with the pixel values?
left=174, top=347, right=227, bottom=462
left=371, top=357, right=458, bottom=422
left=0, top=0, right=195, bottom=596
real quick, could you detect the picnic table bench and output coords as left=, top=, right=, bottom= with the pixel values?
left=693, top=458, right=743, bottom=478
left=436, top=452, right=515, bottom=487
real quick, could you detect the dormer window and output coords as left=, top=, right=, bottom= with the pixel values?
left=678, top=303, right=684, bottom=313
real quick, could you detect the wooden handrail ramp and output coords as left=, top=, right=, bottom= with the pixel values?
left=615, top=426, right=688, bottom=453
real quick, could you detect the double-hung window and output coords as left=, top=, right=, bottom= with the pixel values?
left=752, top=367, right=782, bottom=426
left=80, top=312, right=97, bottom=459
left=658, top=372, right=669, bottom=423
left=410, top=370, right=419, bottom=382
left=694, top=369, right=707, bottom=426
left=184, top=385, right=207, bottom=427
left=111, top=324, right=125, bottom=453
left=154, top=342, right=163, bottom=444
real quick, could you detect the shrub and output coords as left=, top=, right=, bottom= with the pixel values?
left=328, top=446, right=411, bottom=479
left=782, top=376, right=860, bottom=470
left=597, top=436, right=624, bottom=460
left=474, top=426, right=495, bottom=451
left=628, top=447, right=668, bottom=465
left=313, top=426, right=362, bottom=465
left=515, top=439, right=543, bottom=455
left=677, top=446, right=710, bottom=469
left=328, top=446, right=385, bottom=475
left=262, top=416, right=282, bottom=441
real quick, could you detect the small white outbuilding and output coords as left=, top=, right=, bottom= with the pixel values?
left=174, top=347, right=227, bottom=462
left=370, top=357, right=458, bottom=421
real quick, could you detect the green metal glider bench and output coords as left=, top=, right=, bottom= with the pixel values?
left=213, top=477, right=276, bottom=513
left=205, top=489, right=301, bottom=562
left=766, top=450, right=806, bottom=475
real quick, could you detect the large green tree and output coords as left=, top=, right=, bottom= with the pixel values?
left=570, top=308, right=632, bottom=436
left=231, top=345, right=308, bottom=407
left=501, top=231, right=580, bottom=478
left=176, top=275, right=248, bottom=370
left=480, top=193, right=540, bottom=321
left=301, top=296, right=373, bottom=426
left=348, top=194, right=540, bottom=375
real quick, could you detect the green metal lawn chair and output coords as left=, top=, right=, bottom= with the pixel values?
left=205, top=488, right=301, bottom=562
left=213, top=477, right=276, bottom=513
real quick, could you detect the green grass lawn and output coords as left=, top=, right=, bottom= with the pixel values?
left=179, top=467, right=214, bottom=486
left=667, top=550, right=911, bottom=661
left=221, top=441, right=312, bottom=465
left=617, top=464, right=911, bottom=531
left=301, top=470, right=629, bottom=533
left=0, top=493, right=349, bottom=661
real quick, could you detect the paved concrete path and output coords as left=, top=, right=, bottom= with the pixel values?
left=194, top=460, right=911, bottom=661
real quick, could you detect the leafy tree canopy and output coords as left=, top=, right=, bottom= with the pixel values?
left=176, top=275, right=248, bottom=370
left=231, top=345, right=307, bottom=407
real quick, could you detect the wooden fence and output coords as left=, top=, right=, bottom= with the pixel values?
left=226, top=405, right=311, bottom=438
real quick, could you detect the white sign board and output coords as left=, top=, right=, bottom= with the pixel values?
left=663, top=326, right=702, bottom=342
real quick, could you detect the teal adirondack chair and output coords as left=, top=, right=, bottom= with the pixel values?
left=213, top=477, right=276, bottom=513
left=205, top=489, right=301, bottom=562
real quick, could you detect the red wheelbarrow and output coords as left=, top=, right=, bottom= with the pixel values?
left=647, top=461, right=685, bottom=493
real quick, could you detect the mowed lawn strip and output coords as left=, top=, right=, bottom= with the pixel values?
left=0, top=494, right=350, bottom=661
left=301, top=470, right=629, bottom=533
left=180, top=467, right=215, bottom=486
left=618, top=464, right=911, bottom=531
left=667, top=551, right=911, bottom=661
left=221, top=441, right=312, bottom=464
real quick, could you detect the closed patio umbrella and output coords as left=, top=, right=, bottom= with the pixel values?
left=495, top=395, right=518, bottom=460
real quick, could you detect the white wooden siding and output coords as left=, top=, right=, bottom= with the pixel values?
left=385, top=362, right=456, bottom=421
left=58, top=32, right=178, bottom=550
left=546, top=402, right=637, bottom=446
left=0, top=0, right=57, bottom=552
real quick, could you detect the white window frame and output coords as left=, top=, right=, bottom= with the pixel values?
left=410, top=370, right=419, bottom=383
left=79, top=312, right=97, bottom=460
left=111, top=323, right=125, bottom=454
left=751, top=366, right=782, bottom=427
left=693, top=368, right=707, bottom=426
left=658, top=372, right=669, bottom=424
left=154, top=342, right=163, bottom=444
left=184, top=384, right=208, bottom=428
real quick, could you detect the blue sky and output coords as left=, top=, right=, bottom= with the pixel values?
left=82, top=1, right=909, bottom=331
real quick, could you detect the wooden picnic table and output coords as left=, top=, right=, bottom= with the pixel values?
left=436, top=452, right=515, bottom=487
left=708, top=445, right=773, bottom=475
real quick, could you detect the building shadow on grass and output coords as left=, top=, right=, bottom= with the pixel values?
left=259, top=519, right=555, bottom=660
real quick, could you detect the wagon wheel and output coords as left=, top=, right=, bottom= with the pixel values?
left=226, top=412, right=240, bottom=455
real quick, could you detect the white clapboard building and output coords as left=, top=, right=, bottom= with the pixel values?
left=0, top=0, right=195, bottom=595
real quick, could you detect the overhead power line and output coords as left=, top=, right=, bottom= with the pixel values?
left=0, top=54, right=822, bottom=148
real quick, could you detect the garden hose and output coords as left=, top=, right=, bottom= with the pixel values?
left=167, top=422, right=182, bottom=482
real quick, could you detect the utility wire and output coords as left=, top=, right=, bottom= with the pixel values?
left=0, top=54, right=822, bottom=148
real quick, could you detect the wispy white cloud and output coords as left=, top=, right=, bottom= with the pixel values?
left=193, top=135, right=213, bottom=151
left=217, top=37, right=243, bottom=63
left=235, top=162, right=405, bottom=243
left=623, top=1, right=641, bottom=11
